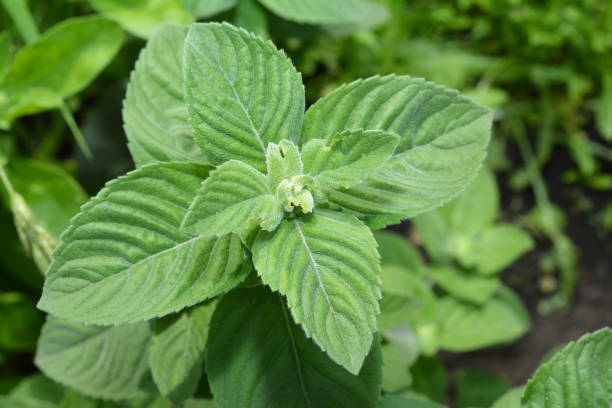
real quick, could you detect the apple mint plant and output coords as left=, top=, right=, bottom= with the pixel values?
left=35, top=22, right=492, bottom=406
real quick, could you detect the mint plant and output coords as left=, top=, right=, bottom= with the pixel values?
left=35, top=22, right=492, bottom=406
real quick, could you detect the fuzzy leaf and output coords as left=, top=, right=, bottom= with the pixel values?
left=150, top=302, right=215, bottom=403
left=38, top=162, right=249, bottom=325
left=256, top=0, right=387, bottom=28
left=522, top=328, right=612, bottom=408
left=301, top=75, right=492, bottom=228
left=301, top=129, right=399, bottom=189
left=206, top=287, right=382, bottom=408
left=252, top=210, right=381, bottom=374
left=124, top=23, right=205, bottom=167
left=266, top=140, right=302, bottom=187
left=184, top=23, right=304, bottom=172
left=89, top=0, right=192, bottom=38
left=35, top=317, right=155, bottom=400
left=181, top=160, right=283, bottom=236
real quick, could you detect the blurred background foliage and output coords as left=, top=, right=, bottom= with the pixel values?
left=0, top=0, right=611, bottom=406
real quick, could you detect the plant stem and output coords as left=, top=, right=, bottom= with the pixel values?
left=1, top=0, right=93, bottom=159
left=1, top=0, right=38, bottom=45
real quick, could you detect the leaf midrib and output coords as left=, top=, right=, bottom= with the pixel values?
left=294, top=219, right=351, bottom=363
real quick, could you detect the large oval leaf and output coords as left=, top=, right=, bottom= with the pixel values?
left=522, top=328, right=612, bottom=408
left=38, top=162, right=249, bottom=325
left=301, top=75, right=492, bottom=228
left=35, top=317, right=155, bottom=400
left=252, top=210, right=381, bottom=374
left=124, top=23, right=205, bottom=167
left=184, top=23, right=305, bottom=172
left=206, top=287, right=382, bottom=408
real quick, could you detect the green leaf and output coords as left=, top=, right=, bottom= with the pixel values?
left=0, top=31, right=10, bottom=82
left=1, top=159, right=87, bottom=272
left=0, top=292, right=43, bottom=352
left=7, top=16, right=122, bottom=98
left=234, top=0, right=268, bottom=38
left=1, top=16, right=123, bottom=126
left=150, top=302, right=215, bottom=403
left=491, top=386, right=525, bottom=408
left=38, top=162, right=250, bottom=325
left=429, top=266, right=499, bottom=305
left=522, top=328, right=612, bottom=407
left=181, top=0, right=237, bottom=19
left=378, top=395, right=444, bottom=408
left=301, top=75, right=492, bottom=228
left=0, top=375, right=64, bottom=408
left=301, top=130, right=399, bottom=189
left=455, top=369, right=510, bottom=408
left=410, top=355, right=448, bottom=403
left=445, top=168, right=499, bottom=236
left=596, top=74, right=612, bottom=142
left=252, top=210, right=381, bottom=374
left=35, top=317, right=155, bottom=400
left=89, top=0, right=192, bottom=38
left=381, top=342, right=412, bottom=393
left=181, top=160, right=283, bottom=236
left=256, top=0, right=388, bottom=28
left=184, top=23, right=304, bottom=172
left=373, top=231, right=425, bottom=274
left=471, top=224, right=534, bottom=275
left=265, top=140, right=303, bottom=188
left=437, top=286, right=530, bottom=352
left=124, top=23, right=205, bottom=167
left=206, top=287, right=382, bottom=408
left=380, top=264, right=433, bottom=299
left=5, top=159, right=88, bottom=239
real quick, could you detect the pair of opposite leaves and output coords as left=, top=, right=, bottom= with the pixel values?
left=37, top=22, right=492, bottom=375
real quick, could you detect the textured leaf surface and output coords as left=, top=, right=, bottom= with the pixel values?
left=182, top=160, right=282, bottom=236
left=301, top=75, right=492, bottom=228
left=257, top=0, right=387, bottom=27
left=206, top=287, right=382, bottom=408
left=124, top=23, right=205, bottom=167
left=38, top=162, right=249, bottom=324
left=35, top=317, right=155, bottom=400
left=522, top=328, right=612, bottom=408
left=150, top=302, right=215, bottom=403
left=184, top=23, right=304, bottom=172
left=437, top=286, right=530, bottom=352
left=8, top=16, right=123, bottom=98
left=181, top=0, right=237, bottom=18
left=252, top=210, right=381, bottom=373
left=301, top=130, right=399, bottom=189
left=89, top=0, right=192, bottom=38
